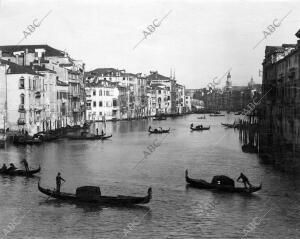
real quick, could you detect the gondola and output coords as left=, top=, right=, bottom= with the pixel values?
left=221, top=123, right=235, bottom=128
left=153, top=117, right=167, bottom=121
left=197, top=116, right=206, bottom=119
left=148, top=126, right=170, bottom=134
left=67, top=134, right=112, bottom=140
left=38, top=181, right=152, bottom=206
left=242, top=144, right=258, bottom=154
left=13, top=135, right=43, bottom=145
left=190, top=124, right=210, bottom=131
left=185, top=170, right=262, bottom=194
left=209, top=114, right=225, bottom=117
left=0, top=166, right=41, bottom=176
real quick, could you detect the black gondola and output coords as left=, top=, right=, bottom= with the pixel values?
left=13, top=135, right=43, bottom=145
left=190, top=123, right=210, bottom=131
left=185, top=170, right=262, bottom=194
left=38, top=181, right=152, bottom=206
left=209, top=114, right=225, bottom=117
left=67, top=133, right=112, bottom=140
left=0, top=166, right=41, bottom=176
left=148, top=126, right=170, bottom=134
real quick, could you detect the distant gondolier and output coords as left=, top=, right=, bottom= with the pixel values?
left=237, top=173, right=252, bottom=189
left=56, top=172, right=65, bottom=193
left=21, top=159, right=29, bottom=172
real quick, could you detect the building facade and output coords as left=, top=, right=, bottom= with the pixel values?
left=259, top=30, right=300, bottom=170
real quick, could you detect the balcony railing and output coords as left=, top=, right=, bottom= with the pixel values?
left=18, top=104, right=25, bottom=112
left=17, top=118, right=26, bottom=125
left=69, top=92, right=81, bottom=98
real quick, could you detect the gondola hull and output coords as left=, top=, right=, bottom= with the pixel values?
left=0, top=166, right=41, bottom=176
left=38, top=182, right=152, bottom=205
left=148, top=129, right=170, bottom=134
left=67, top=135, right=112, bottom=140
left=185, top=170, right=261, bottom=194
left=190, top=126, right=210, bottom=131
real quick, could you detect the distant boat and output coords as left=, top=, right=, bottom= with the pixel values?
left=185, top=170, right=262, bottom=194
left=0, top=166, right=41, bottom=177
left=209, top=114, right=225, bottom=117
left=148, top=126, right=170, bottom=134
left=38, top=181, right=152, bottom=206
left=67, top=133, right=112, bottom=140
left=190, top=123, right=210, bottom=131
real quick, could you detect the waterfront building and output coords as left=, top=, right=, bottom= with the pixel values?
left=259, top=30, right=300, bottom=170
left=85, top=78, right=119, bottom=121
left=0, top=45, right=86, bottom=128
left=86, top=68, right=149, bottom=119
left=0, top=59, right=45, bottom=134
left=146, top=71, right=177, bottom=115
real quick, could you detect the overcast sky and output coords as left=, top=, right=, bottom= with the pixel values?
left=0, top=0, right=300, bottom=88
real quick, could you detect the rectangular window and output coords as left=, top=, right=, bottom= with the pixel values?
left=93, top=90, right=96, bottom=96
left=99, top=101, right=102, bottom=107
left=113, top=99, right=117, bottom=107
left=93, top=101, right=96, bottom=107
left=99, top=89, right=102, bottom=96
left=99, top=112, right=102, bottom=116
left=106, top=91, right=110, bottom=96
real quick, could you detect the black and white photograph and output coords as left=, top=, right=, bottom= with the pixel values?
left=0, top=0, right=300, bottom=238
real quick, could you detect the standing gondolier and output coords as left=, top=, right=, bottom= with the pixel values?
left=56, top=172, right=65, bottom=193
left=237, top=173, right=252, bottom=189
left=21, top=159, right=29, bottom=172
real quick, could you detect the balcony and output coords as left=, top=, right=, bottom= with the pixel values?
left=18, top=104, right=26, bottom=113
left=69, top=92, right=81, bottom=99
left=17, top=118, right=26, bottom=125
left=34, top=105, right=44, bottom=111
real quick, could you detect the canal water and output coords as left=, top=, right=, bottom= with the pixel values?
left=0, top=114, right=299, bottom=239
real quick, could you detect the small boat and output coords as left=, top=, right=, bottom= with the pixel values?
left=209, top=114, right=225, bottom=117
left=153, top=116, right=167, bottom=121
left=99, top=135, right=112, bottom=140
left=13, top=135, right=43, bottom=145
left=34, top=132, right=60, bottom=141
left=221, top=123, right=236, bottom=128
left=67, top=133, right=112, bottom=140
left=0, top=166, right=41, bottom=176
left=148, top=126, right=170, bottom=134
left=190, top=123, right=210, bottom=131
left=197, top=115, right=206, bottom=119
left=185, top=170, right=262, bottom=194
left=242, top=144, right=258, bottom=154
left=38, top=181, right=152, bottom=206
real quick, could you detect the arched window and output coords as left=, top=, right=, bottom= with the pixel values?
left=20, top=94, right=25, bottom=105
left=19, top=77, right=25, bottom=89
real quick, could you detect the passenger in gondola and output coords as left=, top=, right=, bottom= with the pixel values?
left=56, top=172, right=65, bottom=193
left=237, top=173, right=252, bottom=189
left=96, top=128, right=99, bottom=135
left=0, top=163, right=7, bottom=172
left=7, top=163, right=17, bottom=172
left=101, top=129, right=105, bottom=136
left=21, top=159, right=29, bottom=172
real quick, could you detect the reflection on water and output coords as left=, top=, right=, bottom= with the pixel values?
left=0, top=114, right=299, bottom=239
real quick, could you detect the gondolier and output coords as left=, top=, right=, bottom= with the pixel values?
left=237, top=173, right=252, bottom=189
left=21, top=159, right=29, bottom=172
left=56, top=172, right=65, bottom=193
